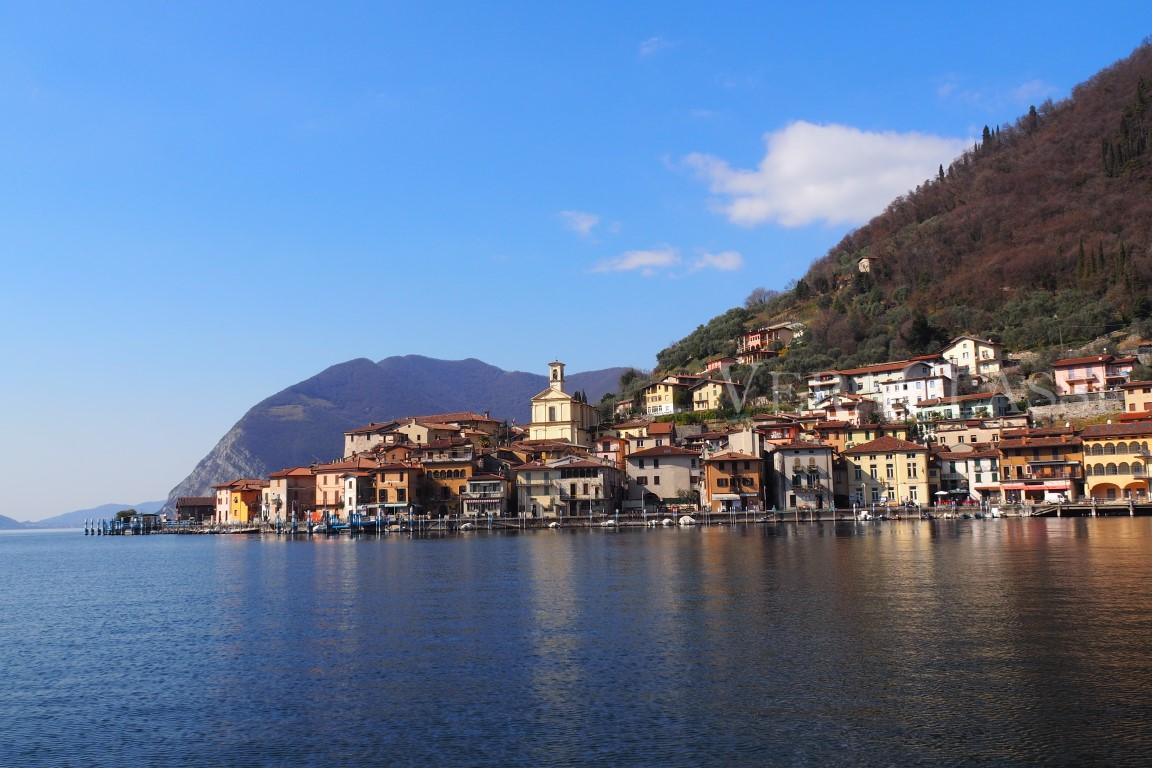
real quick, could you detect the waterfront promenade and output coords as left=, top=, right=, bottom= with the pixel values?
left=84, top=500, right=1152, bottom=537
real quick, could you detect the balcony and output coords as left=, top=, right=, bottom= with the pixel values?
left=1024, top=467, right=1082, bottom=480
left=422, top=452, right=474, bottom=463
left=462, top=491, right=505, bottom=500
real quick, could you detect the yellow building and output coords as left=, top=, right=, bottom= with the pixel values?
left=1121, top=380, right=1152, bottom=416
left=213, top=478, right=268, bottom=525
left=526, top=361, right=600, bottom=447
left=1081, top=422, right=1152, bottom=500
left=842, top=436, right=929, bottom=507
left=690, top=379, right=743, bottom=412
left=642, top=378, right=690, bottom=416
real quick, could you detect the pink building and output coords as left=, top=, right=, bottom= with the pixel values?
left=1052, top=354, right=1136, bottom=396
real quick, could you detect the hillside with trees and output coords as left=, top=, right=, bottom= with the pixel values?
left=655, top=40, right=1152, bottom=378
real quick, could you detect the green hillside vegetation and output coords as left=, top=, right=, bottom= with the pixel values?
left=654, top=41, right=1152, bottom=381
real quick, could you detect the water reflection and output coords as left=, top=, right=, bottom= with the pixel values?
left=2, top=520, right=1152, bottom=766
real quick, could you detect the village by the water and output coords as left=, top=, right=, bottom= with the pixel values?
left=93, top=320, right=1152, bottom=534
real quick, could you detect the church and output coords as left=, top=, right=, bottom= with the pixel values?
left=526, top=361, right=600, bottom=447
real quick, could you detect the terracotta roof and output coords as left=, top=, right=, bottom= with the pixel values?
left=409, top=411, right=499, bottom=424
left=344, top=421, right=399, bottom=435
left=843, top=436, right=927, bottom=454
left=1120, top=380, right=1152, bottom=390
left=377, top=462, right=419, bottom=470
left=998, top=436, right=1081, bottom=449
left=688, top=430, right=732, bottom=439
left=648, top=421, right=675, bottom=435
left=613, top=419, right=650, bottom=429
left=1002, top=427, right=1075, bottom=439
left=704, top=451, right=762, bottom=462
left=1080, top=422, right=1152, bottom=439
left=917, top=392, right=1009, bottom=407
left=268, top=466, right=313, bottom=478
left=937, top=448, right=1000, bottom=460
left=833, top=359, right=930, bottom=377
left=416, top=437, right=472, bottom=450
left=212, top=478, right=269, bottom=491
left=628, top=446, right=700, bottom=458
left=314, top=457, right=378, bottom=473
left=773, top=441, right=833, bottom=452
left=1053, top=354, right=1137, bottom=367
left=689, top=378, right=741, bottom=390
left=176, top=496, right=215, bottom=506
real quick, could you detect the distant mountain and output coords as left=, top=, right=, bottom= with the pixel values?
left=0, top=513, right=26, bottom=530
left=31, top=500, right=166, bottom=529
left=657, top=41, right=1152, bottom=375
left=164, top=355, right=627, bottom=510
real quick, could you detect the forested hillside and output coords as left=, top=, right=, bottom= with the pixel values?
left=656, top=41, right=1152, bottom=376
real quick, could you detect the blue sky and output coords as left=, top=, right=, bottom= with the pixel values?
left=2, top=2, right=1149, bottom=519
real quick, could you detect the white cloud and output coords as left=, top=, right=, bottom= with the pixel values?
left=558, top=210, right=600, bottom=237
left=593, top=247, right=680, bottom=277
left=639, top=36, right=673, bottom=57
left=683, top=121, right=968, bottom=228
left=691, top=250, right=743, bottom=272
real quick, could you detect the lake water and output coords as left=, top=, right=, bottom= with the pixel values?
left=2, top=519, right=1151, bottom=767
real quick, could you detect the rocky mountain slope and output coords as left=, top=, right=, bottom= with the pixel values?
left=164, top=355, right=626, bottom=508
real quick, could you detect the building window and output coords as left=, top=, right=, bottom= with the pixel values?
left=653, top=459, right=660, bottom=469
left=653, top=476, right=660, bottom=486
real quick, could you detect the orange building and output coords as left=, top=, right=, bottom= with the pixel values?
left=702, top=451, right=765, bottom=512
left=313, top=456, right=378, bottom=521
left=212, top=478, right=268, bottom=525
left=997, top=427, right=1083, bottom=502
left=373, top=462, right=423, bottom=515
left=415, top=438, right=475, bottom=516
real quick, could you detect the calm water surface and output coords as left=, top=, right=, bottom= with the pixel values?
left=2, top=519, right=1151, bottom=767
